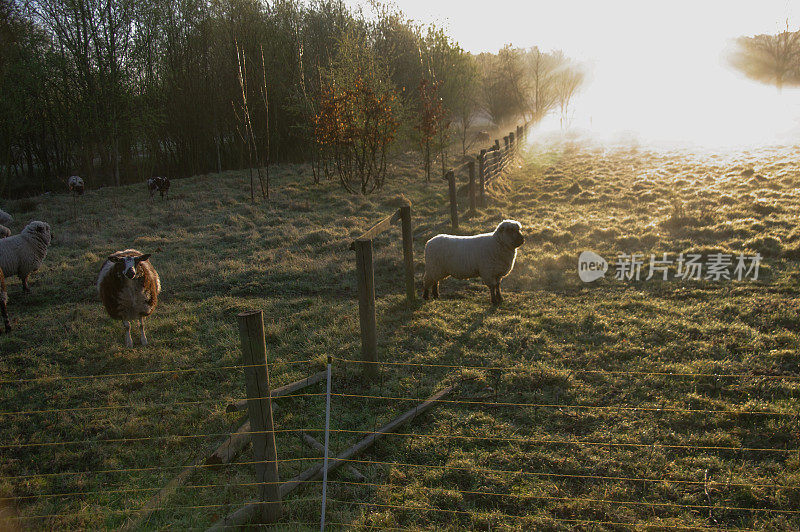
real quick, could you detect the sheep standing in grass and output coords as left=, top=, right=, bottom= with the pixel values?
left=0, top=267, right=10, bottom=333
left=67, top=176, right=84, bottom=196
left=0, top=221, right=52, bottom=293
left=97, top=249, right=161, bottom=347
left=0, top=226, right=10, bottom=238
left=423, top=220, right=525, bottom=305
left=147, top=177, right=170, bottom=199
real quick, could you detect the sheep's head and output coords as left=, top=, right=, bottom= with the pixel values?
left=109, top=253, right=151, bottom=280
left=495, top=220, right=525, bottom=249
left=24, top=221, right=52, bottom=246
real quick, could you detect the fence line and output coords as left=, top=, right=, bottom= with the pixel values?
left=325, top=498, right=765, bottom=530
left=328, top=428, right=795, bottom=454
left=329, top=391, right=799, bottom=417
left=327, top=482, right=800, bottom=514
left=442, top=122, right=530, bottom=230
left=0, top=427, right=323, bottom=449
left=0, top=358, right=322, bottom=386
left=9, top=498, right=321, bottom=523
left=330, top=355, right=800, bottom=380
left=1, top=456, right=321, bottom=482
left=316, top=457, right=799, bottom=490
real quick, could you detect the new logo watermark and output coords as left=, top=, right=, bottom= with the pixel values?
left=578, top=251, right=608, bottom=283
left=578, top=252, right=762, bottom=283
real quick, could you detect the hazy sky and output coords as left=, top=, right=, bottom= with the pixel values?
left=346, top=0, right=800, bottom=146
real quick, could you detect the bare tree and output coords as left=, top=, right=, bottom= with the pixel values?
left=554, top=63, right=586, bottom=129
left=728, top=25, right=800, bottom=92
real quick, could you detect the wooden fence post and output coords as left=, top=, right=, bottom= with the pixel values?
left=494, top=139, right=500, bottom=151
left=445, top=170, right=458, bottom=230
left=354, top=239, right=377, bottom=378
left=478, top=150, right=486, bottom=207
left=400, top=206, right=415, bottom=303
left=503, top=135, right=509, bottom=153
left=237, top=310, right=282, bottom=524
left=467, top=160, right=476, bottom=214
left=509, top=132, right=515, bottom=154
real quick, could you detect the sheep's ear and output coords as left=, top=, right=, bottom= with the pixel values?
left=108, top=255, right=123, bottom=263
left=135, top=254, right=151, bottom=263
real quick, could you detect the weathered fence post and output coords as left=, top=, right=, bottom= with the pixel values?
left=509, top=132, right=515, bottom=154
left=478, top=150, right=486, bottom=207
left=503, top=135, right=509, bottom=153
left=444, top=170, right=458, bottom=230
left=467, top=161, right=476, bottom=214
left=517, top=125, right=523, bottom=145
left=494, top=139, right=500, bottom=151
left=400, top=206, right=415, bottom=303
left=495, top=146, right=502, bottom=176
left=237, top=310, right=282, bottom=524
left=354, top=239, right=377, bottom=378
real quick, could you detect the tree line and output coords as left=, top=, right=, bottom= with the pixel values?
left=0, top=0, right=585, bottom=197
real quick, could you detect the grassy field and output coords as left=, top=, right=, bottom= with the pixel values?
left=1, top=139, right=799, bottom=530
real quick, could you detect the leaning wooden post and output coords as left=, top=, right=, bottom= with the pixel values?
left=237, top=310, right=281, bottom=524
left=400, top=206, right=415, bottom=303
left=354, top=239, right=378, bottom=378
left=494, top=139, right=500, bottom=151
left=503, top=135, right=509, bottom=153
left=509, top=132, right=515, bottom=154
left=444, top=170, right=458, bottom=230
left=467, top=161, right=476, bottom=214
left=478, top=150, right=486, bottom=207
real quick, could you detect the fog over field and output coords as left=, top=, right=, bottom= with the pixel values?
left=349, top=0, right=800, bottom=146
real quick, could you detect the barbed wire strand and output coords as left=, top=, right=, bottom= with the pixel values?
left=326, top=498, right=760, bottom=530
left=0, top=359, right=321, bottom=386
left=329, top=392, right=799, bottom=417
left=331, top=457, right=797, bottom=490
left=329, top=428, right=795, bottom=454
left=330, top=356, right=800, bottom=380
left=327, top=479, right=800, bottom=514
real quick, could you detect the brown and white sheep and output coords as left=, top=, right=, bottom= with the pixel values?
left=423, top=220, right=525, bottom=305
left=147, top=177, right=170, bottom=199
left=97, top=249, right=161, bottom=347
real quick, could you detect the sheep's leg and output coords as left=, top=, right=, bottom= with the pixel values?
left=423, top=277, right=434, bottom=300
left=495, top=282, right=503, bottom=304
left=139, top=317, right=148, bottom=346
left=21, top=275, right=30, bottom=294
left=487, top=284, right=497, bottom=305
left=123, top=321, right=133, bottom=348
left=431, top=281, right=439, bottom=299
left=0, top=299, right=9, bottom=333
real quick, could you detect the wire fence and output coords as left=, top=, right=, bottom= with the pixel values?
left=2, top=349, right=797, bottom=531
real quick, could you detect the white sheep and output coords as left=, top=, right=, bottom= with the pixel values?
left=97, top=249, right=161, bottom=347
left=0, top=266, right=10, bottom=333
left=423, top=220, right=525, bottom=305
left=0, top=221, right=52, bottom=293
left=0, top=225, right=10, bottom=238
left=0, top=208, right=11, bottom=226
left=67, top=175, right=85, bottom=196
